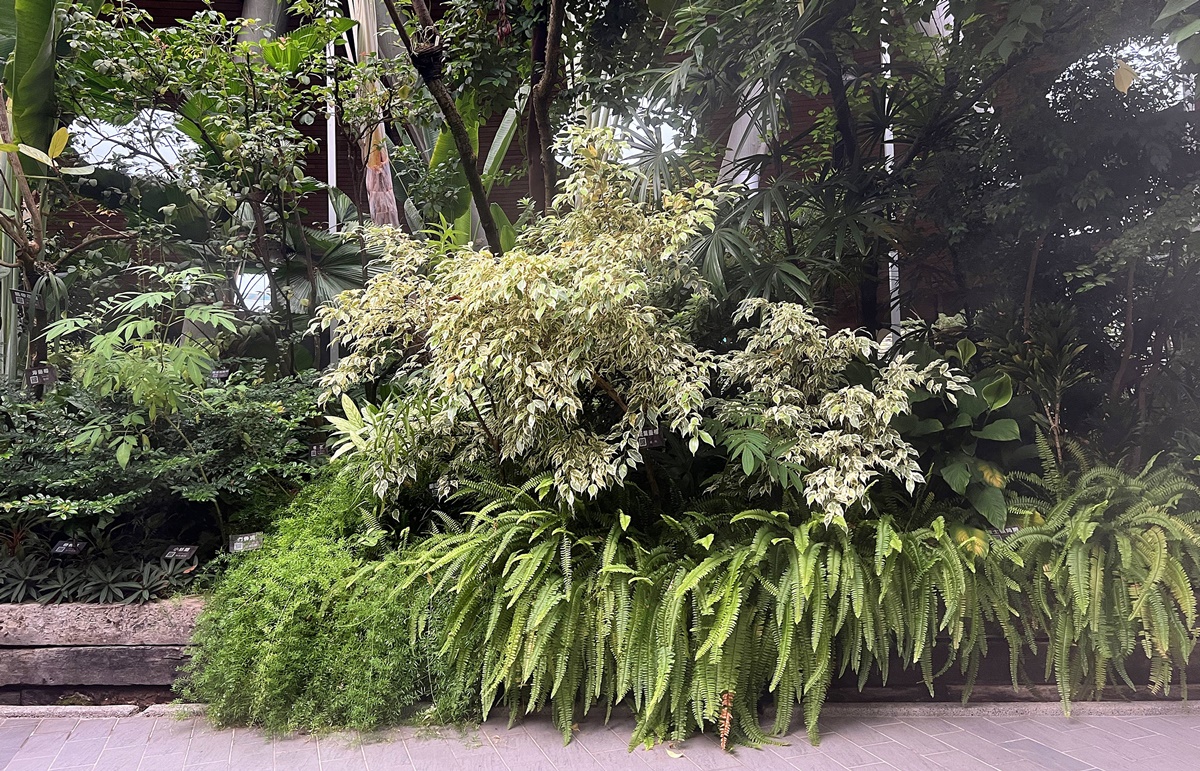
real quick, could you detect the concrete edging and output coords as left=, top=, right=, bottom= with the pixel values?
left=0, top=705, right=140, bottom=718
left=820, top=701, right=1197, bottom=718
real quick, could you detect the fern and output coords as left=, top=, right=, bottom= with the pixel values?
left=1009, top=437, right=1200, bottom=709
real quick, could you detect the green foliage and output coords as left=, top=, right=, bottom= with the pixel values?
left=1009, top=436, right=1200, bottom=712
left=710, top=300, right=970, bottom=525
left=181, top=470, right=441, bottom=731
left=321, top=129, right=725, bottom=502
left=0, top=367, right=323, bottom=601
left=399, top=476, right=1026, bottom=747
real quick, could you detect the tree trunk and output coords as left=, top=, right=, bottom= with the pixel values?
left=530, top=0, right=564, bottom=208
left=381, top=0, right=504, bottom=254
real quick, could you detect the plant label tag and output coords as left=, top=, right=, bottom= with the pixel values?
left=229, top=532, right=264, bottom=553
left=637, top=426, right=665, bottom=449
left=164, top=545, right=198, bottom=560
left=309, top=443, right=329, bottom=458
left=986, top=526, right=1020, bottom=540
left=10, top=289, right=43, bottom=309
left=209, top=368, right=230, bottom=383
left=25, top=365, right=57, bottom=386
left=51, top=540, right=87, bottom=556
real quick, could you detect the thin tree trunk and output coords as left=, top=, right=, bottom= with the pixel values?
left=380, top=0, right=504, bottom=254
left=1022, top=231, right=1047, bottom=336
left=1109, top=259, right=1138, bottom=402
left=531, top=0, right=564, bottom=208
left=527, top=19, right=548, bottom=212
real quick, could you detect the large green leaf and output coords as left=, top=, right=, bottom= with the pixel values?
left=967, top=484, right=1008, bottom=529
left=971, top=418, right=1021, bottom=442
left=981, top=373, right=1014, bottom=411
left=10, top=0, right=57, bottom=152
left=940, top=461, right=972, bottom=495
left=261, top=19, right=356, bottom=73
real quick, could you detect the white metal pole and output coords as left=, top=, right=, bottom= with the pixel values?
left=881, top=16, right=902, bottom=340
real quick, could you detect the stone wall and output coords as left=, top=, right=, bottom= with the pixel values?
left=0, top=598, right=203, bottom=688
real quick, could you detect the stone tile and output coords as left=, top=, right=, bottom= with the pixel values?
left=1014, top=723, right=1156, bottom=761
left=228, top=728, right=275, bottom=768
left=3, top=758, right=56, bottom=771
left=1073, top=716, right=1160, bottom=740
left=141, top=750, right=188, bottom=771
left=31, top=722, right=76, bottom=737
left=271, top=734, right=318, bottom=754
left=358, top=732, right=413, bottom=771
left=900, top=719, right=964, bottom=737
left=8, top=732, right=71, bottom=761
left=67, top=719, right=117, bottom=741
left=767, top=734, right=827, bottom=760
left=49, top=738, right=107, bottom=769
left=182, top=762, right=235, bottom=771
left=273, top=747, right=322, bottom=771
left=185, top=727, right=233, bottom=766
left=1063, top=746, right=1154, bottom=771
left=319, top=735, right=366, bottom=763
left=783, top=753, right=853, bottom=771
left=146, top=718, right=196, bottom=755
left=931, top=728, right=1028, bottom=768
left=407, top=740, right=508, bottom=770
left=859, top=742, right=951, bottom=771
left=1000, top=738, right=1092, bottom=771
left=572, top=725, right=633, bottom=755
left=588, top=749, right=654, bottom=769
left=810, top=733, right=886, bottom=768
left=820, top=718, right=892, bottom=746
left=659, top=736, right=744, bottom=769
left=867, top=721, right=954, bottom=754
left=93, top=744, right=148, bottom=771
left=321, top=760, right=371, bottom=771
left=104, top=717, right=155, bottom=749
left=0, top=723, right=36, bottom=744
left=714, top=747, right=796, bottom=770
left=922, top=749, right=1004, bottom=771
left=946, top=717, right=1025, bottom=743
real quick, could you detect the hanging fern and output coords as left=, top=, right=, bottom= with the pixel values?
left=1008, top=434, right=1200, bottom=713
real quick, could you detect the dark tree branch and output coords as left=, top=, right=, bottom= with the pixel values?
left=380, top=0, right=504, bottom=254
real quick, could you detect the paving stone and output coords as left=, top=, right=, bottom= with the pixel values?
left=91, top=744, right=147, bottom=771
left=140, top=749, right=188, bottom=771
left=272, top=747, right=322, bottom=771
left=922, top=749, right=1004, bottom=771
left=183, top=725, right=233, bottom=766
left=866, top=721, right=954, bottom=754
left=30, top=722, right=75, bottom=737
left=103, top=717, right=154, bottom=749
left=809, top=733, right=887, bottom=768
left=999, top=738, right=1092, bottom=771
left=8, top=732, right=71, bottom=761
left=900, top=718, right=964, bottom=737
left=64, top=720, right=115, bottom=742
left=588, top=749, right=654, bottom=769
left=321, top=759, right=371, bottom=771
left=48, top=738, right=106, bottom=769
left=3, top=759, right=56, bottom=771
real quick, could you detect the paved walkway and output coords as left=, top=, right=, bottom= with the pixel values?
left=3, top=706, right=1200, bottom=770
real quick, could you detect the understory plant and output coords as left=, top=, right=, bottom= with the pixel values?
left=181, top=469, right=446, bottom=730
left=1009, top=436, right=1200, bottom=712
left=400, top=476, right=1025, bottom=747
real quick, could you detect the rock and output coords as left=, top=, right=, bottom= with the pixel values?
left=0, top=598, right=204, bottom=647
